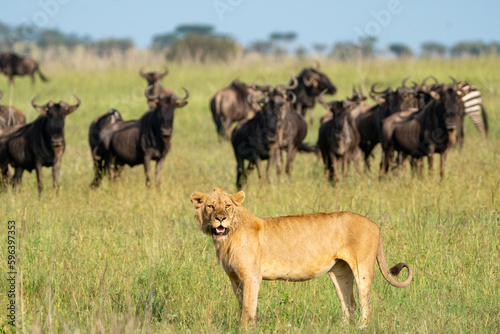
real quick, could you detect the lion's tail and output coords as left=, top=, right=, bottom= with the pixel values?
left=376, top=232, right=413, bottom=288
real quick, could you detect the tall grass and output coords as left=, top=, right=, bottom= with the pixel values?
left=0, top=56, right=499, bottom=333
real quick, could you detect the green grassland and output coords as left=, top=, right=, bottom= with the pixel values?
left=1, top=56, right=499, bottom=333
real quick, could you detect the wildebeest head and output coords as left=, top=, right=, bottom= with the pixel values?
left=297, top=65, right=337, bottom=96
left=436, top=81, right=463, bottom=144
left=145, top=87, right=189, bottom=137
left=318, top=91, right=356, bottom=155
left=254, top=79, right=298, bottom=143
left=139, top=67, right=169, bottom=85
left=370, top=83, right=414, bottom=116
left=31, top=95, right=81, bottom=147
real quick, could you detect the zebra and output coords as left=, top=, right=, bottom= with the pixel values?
left=457, top=81, right=489, bottom=142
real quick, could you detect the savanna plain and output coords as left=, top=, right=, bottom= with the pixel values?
left=1, top=56, right=499, bottom=333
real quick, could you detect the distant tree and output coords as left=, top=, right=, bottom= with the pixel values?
left=330, top=42, right=358, bottom=61
left=295, top=46, right=307, bottom=60
left=359, top=36, right=377, bottom=57
left=450, top=41, right=488, bottom=57
left=175, top=24, right=214, bottom=36
left=37, top=29, right=67, bottom=49
left=165, top=33, right=239, bottom=63
left=312, top=43, right=327, bottom=55
left=246, top=40, right=273, bottom=54
left=269, top=31, right=297, bottom=55
left=152, top=33, right=178, bottom=50
left=389, top=43, right=413, bottom=58
left=93, top=38, right=134, bottom=57
left=421, top=41, right=447, bottom=57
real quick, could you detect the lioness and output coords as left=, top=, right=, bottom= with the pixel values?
left=190, top=187, right=413, bottom=327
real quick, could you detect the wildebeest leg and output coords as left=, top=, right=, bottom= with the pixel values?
left=255, top=158, right=263, bottom=180
left=52, top=146, right=64, bottom=193
left=439, top=150, right=448, bottom=179
left=143, top=155, right=152, bottom=187
left=427, top=155, right=434, bottom=176
left=0, top=164, right=10, bottom=190
left=12, top=167, right=24, bottom=192
left=332, top=154, right=340, bottom=183
left=90, top=159, right=103, bottom=188
left=35, top=163, right=44, bottom=196
left=285, top=147, right=298, bottom=178
left=343, top=154, right=350, bottom=179
left=155, top=157, right=166, bottom=185
left=223, top=118, right=232, bottom=139
left=236, top=156, right=246, bottom=190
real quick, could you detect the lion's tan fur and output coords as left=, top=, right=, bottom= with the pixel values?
left=190, top=187, right=413, bottom=327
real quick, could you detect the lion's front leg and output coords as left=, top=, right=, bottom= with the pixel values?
left=229, top=275, right=243, bottom=308
left=241, top=276, right=262, bottom=327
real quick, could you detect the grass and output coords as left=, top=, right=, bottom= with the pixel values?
left=0, top=55, right=499, bottom=333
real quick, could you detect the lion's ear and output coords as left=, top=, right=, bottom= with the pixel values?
left=231, top=191, right=245, bottom=205
left=190, top=192, right=207, bottom=209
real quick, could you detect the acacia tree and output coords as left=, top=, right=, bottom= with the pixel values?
left=421, top=41, right=447, bottom=57
left=389, top=43, right=413, bottom=58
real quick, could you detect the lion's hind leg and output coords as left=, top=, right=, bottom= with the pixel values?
left=328, top=260, right=356, bottom=320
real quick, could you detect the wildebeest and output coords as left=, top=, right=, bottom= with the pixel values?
left=96, top=87, right=189, bottom=187
left=288, top=61, right=337, bottom=124
left=140, top=67, right=175, bottom=107
left=380, top=83, right=463, bottom=178
left=354, top=81, right=416, bottom=170
left=0, top=95, right=80, bottom=195
left=209, top=79, right=265, bottom=139
left=231, top=82, right=296, bottom=189
left=0, top=52, right=48, bottom=85
left=88, top=108, right=123, bottom=188
left=0, top=90, right=26, bottom=129
left=317, top=93, right=361, bottom=182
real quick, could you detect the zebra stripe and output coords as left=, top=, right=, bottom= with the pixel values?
left=458, top=82, right=487, bottom=138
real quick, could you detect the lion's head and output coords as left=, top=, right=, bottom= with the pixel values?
left=190, top=187, right=245, bottom=241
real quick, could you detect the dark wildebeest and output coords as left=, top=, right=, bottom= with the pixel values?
left=0, top=90, right=26, bottom=129
left=320, top=86, right=367, bottom=125
left=0, top=95, right=80, bottom=196
left=380, top=83, right=463, bottom=178
left=209, top=79, right=265, bottom=139
left=288, top=62, right=337, bottom=124
left=88, top=108, right=123, bottom=188
left=0, top=52, right=48, bottom=85
left=317, top=92, right=361, bottom=182
left=99, top=87, right=189, bottom=187
left=231, top=82, right=296, bottom=190
left=354, top=81, right=416, bottom=170
left=140, top=67, right=175, bottom=107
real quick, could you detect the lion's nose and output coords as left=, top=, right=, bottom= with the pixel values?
left=215, top=215, right=226, bottom=222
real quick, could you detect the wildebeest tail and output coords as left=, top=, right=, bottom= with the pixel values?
left=37, top=68, right=49, bottom=82
left=210, top=96, right=224, bottom=137
left=298, top=142, right=318, bottom=153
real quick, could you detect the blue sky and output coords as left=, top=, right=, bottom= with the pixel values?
left=2, top=0, right=499, bottom=52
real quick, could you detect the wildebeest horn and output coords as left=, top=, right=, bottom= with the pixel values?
left=422, top=75, right=439, bottom=86
left=401, top=76, right=409, bottom=88
left=160, top=67, right=169, bottom=77
left=303, top=73, right=315, bottom=87
left=370, top=83, right=387, bottom=99
left=71, top=94, right=81, bottom=108
left=173, top=87, right=189, bottom=101
left=449, top=76, right=458, bottom=88
left=287, top=91, right=297, bottom=104
left=318, top=89, right=331, bottom=110
left=276, top=76, right=298, bottom=92
left=145, top=85, right=159, bottom=100
left=31, top=95, right=44, bottom=109
left=139, top=67, right=147, bottom=78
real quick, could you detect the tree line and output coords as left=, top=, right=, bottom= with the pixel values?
left=1, top=21, right=499, bottom=62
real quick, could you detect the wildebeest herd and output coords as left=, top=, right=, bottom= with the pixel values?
left=0, top=52, right=490, bottom=195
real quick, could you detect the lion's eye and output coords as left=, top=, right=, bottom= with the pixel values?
left=225, top=204, right=231, bottom=209
left=207, top=205, right=215, bottom=210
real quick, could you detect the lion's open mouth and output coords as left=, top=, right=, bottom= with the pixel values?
left=212, top=226, right=229, bottom=236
